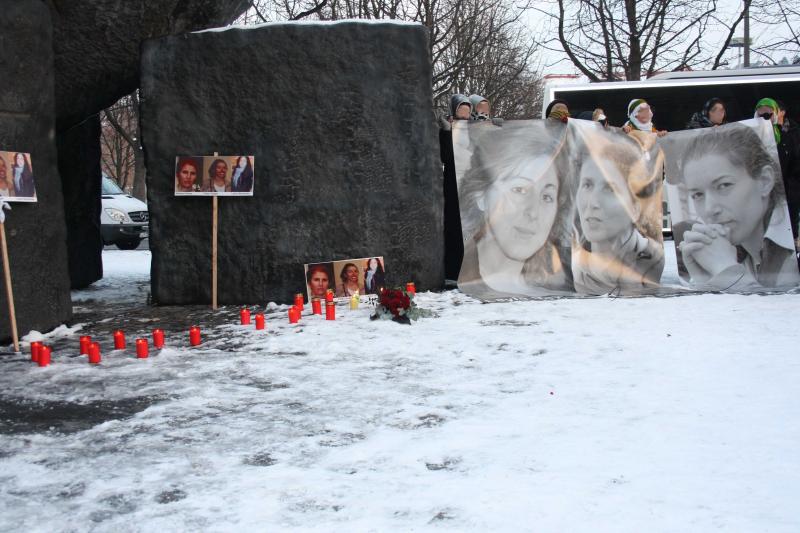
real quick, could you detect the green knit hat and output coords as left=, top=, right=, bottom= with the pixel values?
left=755, top=98, right=781, bottom=143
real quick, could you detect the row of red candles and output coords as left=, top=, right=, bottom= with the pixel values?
left=27, top=282, right=418, bottom=368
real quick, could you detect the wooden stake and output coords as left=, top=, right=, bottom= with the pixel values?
left=0, top=222, right=20, bottom=353
left=212, top=194, right=218, bottom=310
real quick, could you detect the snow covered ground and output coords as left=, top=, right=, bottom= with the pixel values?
left=1, top=245, right=799, bottom=532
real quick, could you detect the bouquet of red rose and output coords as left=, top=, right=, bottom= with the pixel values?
left=370, top=288, right=432, bottom=324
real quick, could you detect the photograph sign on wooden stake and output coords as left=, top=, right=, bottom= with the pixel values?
left=0, top=151, right=36, bottom=202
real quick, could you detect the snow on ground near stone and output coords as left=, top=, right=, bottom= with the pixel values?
left=2, top=247, right=800, bottom=532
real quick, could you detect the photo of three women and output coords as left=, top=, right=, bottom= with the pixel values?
left=174, top=155, right=254, bottom=195
left=304, top=257, right=385, bottom=301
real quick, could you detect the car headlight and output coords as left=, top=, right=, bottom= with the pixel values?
left=104, top=208, right=129, bottom=223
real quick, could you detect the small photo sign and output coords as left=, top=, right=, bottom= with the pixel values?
left=0, top=151, right=36, bottom=202
left=174, top=155, right=254, bottom=196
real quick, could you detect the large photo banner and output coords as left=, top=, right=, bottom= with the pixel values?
left=453, top=118, right=799, bottom=300
left=454, top=119, right=665, bottom=300
left=661, top=119, right=800, bottom=291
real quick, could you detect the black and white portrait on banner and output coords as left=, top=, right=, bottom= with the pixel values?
left=662, top=119, right=800, bottom=291
left=569, top=120, right=665, bottom=295
left=454, top=120, right=574, bottom=300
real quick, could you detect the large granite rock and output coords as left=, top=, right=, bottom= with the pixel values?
left=0, top=1, right=72, bottom=343
left=49, top=0, right=250, bottom=289
left=140, top=22, right=443, bottom=304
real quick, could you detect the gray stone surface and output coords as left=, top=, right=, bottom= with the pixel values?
left=49, top=0, right=250, bottom=289
left=58, top=115, right=103, bottom=289
left=0, top=1, right=72, bottom=344
left=140, top=22, right=443, bottom=304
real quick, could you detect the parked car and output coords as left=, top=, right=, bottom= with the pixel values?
left=100, top=175, right=148, bottom=250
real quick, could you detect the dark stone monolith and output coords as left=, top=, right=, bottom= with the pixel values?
left=0, top=1, right=72, bottom=344
left=140, top=22, right=443, bottom=304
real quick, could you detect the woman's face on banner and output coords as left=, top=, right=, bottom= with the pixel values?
left=178, top=163, right=197, bottom=189
left=308, top=269, right=330, bottom=296
left=344, top=265, right=358, bottom=283
left=482, top=155, right=558, bottom=261
left=238, top=156, right=248, bottom=169
left=15, top=153, right=24, bottom=167
left=368, top=258, right=378, bottom=270
left=683, top=154, right=771, bottom=246
left=214, top=161, right=228, bottom=181
left=577, top=158, right=636, bottom=244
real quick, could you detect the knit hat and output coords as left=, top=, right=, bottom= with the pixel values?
left=627, top=99, right=653, bottom=132
left=754, top=97, right=781, bottom=143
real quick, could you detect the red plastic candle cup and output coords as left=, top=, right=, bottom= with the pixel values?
left=113, top=330, right=126, bottom=350
left=88, top=342, right=101, bottom=364
left=38, top=345, right=52, bottom=367
left=189, top=326, right=201, bottom=347
left=325, top=290, right=334, bottom=303
left=240, top=308, right=251, bottom=325
left=325, top=301, right=336, bottom=321
left=79, top=335, right=91, bottom=355
left=136, top=338, right=149, bottom=359
left=405, top=282, right=416, bottom=296
left=152, top=329, right=165, bottom=349
left=30, top=341, right=42, bottom=363
left=255, top=313, right=265, bottom=330
left=288, top=307, right=299, bottom=324
left=311, top=298, right=322, bottom=315
left=294, top=293, right=304, bottom=311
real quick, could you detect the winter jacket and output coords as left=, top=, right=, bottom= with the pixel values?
left=686, top=111, right=714, bottom=129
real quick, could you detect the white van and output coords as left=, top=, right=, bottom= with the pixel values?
left=100, top=175, right=149, bottom=250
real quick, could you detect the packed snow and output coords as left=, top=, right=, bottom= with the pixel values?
left=1, top=246, right=799, bottom=532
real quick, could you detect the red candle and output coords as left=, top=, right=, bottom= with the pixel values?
left=311, top=297, right=322, bottom=315
left=294, top=293, right=305, bottom=311
left=255, top=313, right=265, bottom=330
left=240, top=308, right=251, bottom=325
left=325, top=289, right=334, bottom=303
left=88, top=342, right=101, bottom=364
left=79, top=335, right=91, bottom=355
left=325, top=301, right=336, bottom=320
left=405, top=282, right=416, bottom=296
left=152, top=329, right=165, bottom=349
left=189, top=326, right=201, bottom=346
left=113, top=330, right=126, bottom=350
left=136, top=338, right=149, bottom=358
left=38, top=345, right=51, bottom=367
left=288, top=307, right=299, bottom=324
left=30, top=341, right=42, bottom=363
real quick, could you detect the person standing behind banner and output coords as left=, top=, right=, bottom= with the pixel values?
left=176, top=157, right=201, bottom=192
left=687, top=97, right=727, bottom=129
left=205, top=158, right=230, bottom=193
left=470, top=95, right=491, bottom=121
left=12, top=152, right=35, bottom=197
left=363, top=257, right=385, bottom=294
left=572, top=133, right=664, bottom=294
left=439, top=94, right=473, bottom=282
left=676, top=123, right=800, bottom=290
left=231, top=156, right=254, bottom=193
left=622, top=99, right=667, bottom=137
left=0, top=156, right=13, bottom=198
left=458, top=121, right=574, bottom=296
left=545, top=99, right=570, bottom=122
left=757, top=98, right=800, bottom=247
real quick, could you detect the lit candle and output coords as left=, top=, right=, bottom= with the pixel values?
left=38, top=345, right=51, bottom=367
left=136, top=338, right=149, bottom=358
left=30, top=341, right=42, bottom=363
left=152, top=329, right=165, bottom=349
left=405, top=282, right=416, bottom=296
left=288, top=307, right=299, bottom=324
left=325, top=289, right=334, bottom=303
left=189, top=326, right=201, bottom=347
left=350, top=292, right=359, bottom=310
left=88, top=342, right=101, bottom=364
left=311, top=297, right=322, bottom=315
left=79, top=335, right=91, bottom=355
left=113, top=330, right=126, bottom=350
left=294, top=293, right=305, bottom=311
left=240, top=308, right=251, bottom=325
left=255, top=313, right=265, bottom=330
left=325, top=301, right=336, bottom=320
